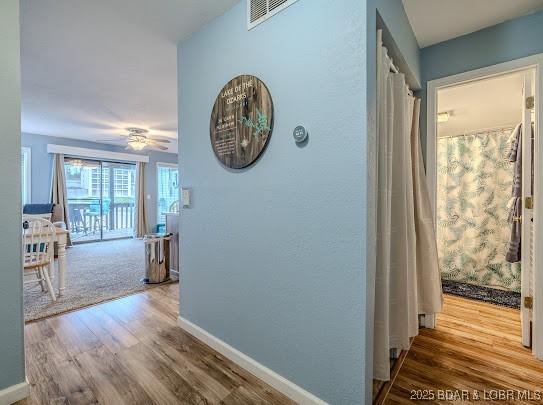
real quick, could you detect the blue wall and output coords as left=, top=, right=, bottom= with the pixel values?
left=0, top=0, right=25, bottom=393
left=178, top=1, right=368, bottom=403
left=376, top=0, right=421, bottom=87
left=22, top=133, right=177, bottom=228
left=365, top=2, right=378, bottom=404
left=419, top=10, right=543, bottom=157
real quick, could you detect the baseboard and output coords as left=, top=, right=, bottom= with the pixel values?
left=177, top=317, right=327, bottom=405
left=373, top=345, right=410, bottom=405
left=0, top=379, right=30, bottom=405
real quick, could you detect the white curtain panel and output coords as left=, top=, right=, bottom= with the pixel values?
left=373, top=43, right=394, bottom=381
left=411, top=100, right=443, bottom=314
left=134, top=162, right=149, bottom=238
left=50, top=153, right=71, bottom=245
left=374, top=43, right=443, bottom=382
left=387, top=74, right=418, bottom=353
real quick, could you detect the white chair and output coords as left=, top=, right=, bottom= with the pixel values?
left=22, top=213, right=53, bottom=221
left=22, top=217, right=57, bottom=302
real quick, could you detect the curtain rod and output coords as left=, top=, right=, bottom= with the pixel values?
left=385, top=54, right=413, bottom=96
left=437, top=125, right=516, bottom=139
left=378, top=29, right=414, bottom=97
left=47, top=144, right=149, bottom=163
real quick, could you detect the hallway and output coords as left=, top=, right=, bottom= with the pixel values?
left=19, top=284, right=293, bottom=405
left=386, top=295, right=543, bottom=403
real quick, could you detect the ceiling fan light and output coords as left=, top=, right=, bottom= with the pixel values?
left=128, top=140, right=147, bottom=151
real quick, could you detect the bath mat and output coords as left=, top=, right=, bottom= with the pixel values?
left=442, top=280, right=520, bottom=309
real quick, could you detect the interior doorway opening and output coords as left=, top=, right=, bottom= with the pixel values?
left=436, top=70, right=530, bottom=309
left=427, top=57, right=543, bottom=359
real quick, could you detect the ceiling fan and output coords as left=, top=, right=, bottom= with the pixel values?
left=105, top=128, right=171, bottom=151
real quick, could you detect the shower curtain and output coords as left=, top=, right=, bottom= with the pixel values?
left=436, top=129, right=522, bottom=292
left=374, top=40, right=443, bottom=381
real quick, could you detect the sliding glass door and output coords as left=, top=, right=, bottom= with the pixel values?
left=65, top=158, right=136, bottom=243
left=65, top=159, right=102, bottom=243
left=101, top=161, right=136, bottom=240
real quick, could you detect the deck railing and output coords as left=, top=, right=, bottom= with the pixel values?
left=67, top=199, right=135, bottom=240
left=109, top=203, right=135, bottom=230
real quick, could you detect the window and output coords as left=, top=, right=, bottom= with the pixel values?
left=157, top=163, right=179, bottom=224
left=21, top=147, right=31, bottom=204
left=113, top=168, right=134, bottom=197
left=90, top=167, right=101, bottom=197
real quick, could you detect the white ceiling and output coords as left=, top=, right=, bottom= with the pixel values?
left=437, top=71, right=526, bottom=137
left=21, top=0, right=240, bottom=153
left=402, top=0, right=543, bottom=48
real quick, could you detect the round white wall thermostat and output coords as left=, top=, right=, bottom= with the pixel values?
left=293, top=126, right=308, bottom=143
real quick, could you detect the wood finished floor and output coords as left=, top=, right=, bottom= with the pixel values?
left=385, top=294, right=543, bottom=404
left=18, top=283, right=294, bottom=405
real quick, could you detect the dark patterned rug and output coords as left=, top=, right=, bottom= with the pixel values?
left=442, top=280, right=521, bottom=309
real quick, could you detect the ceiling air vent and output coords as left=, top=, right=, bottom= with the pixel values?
left=247, top=0, right=299, bottom=30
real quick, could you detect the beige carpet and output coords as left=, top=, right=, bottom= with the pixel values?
left=24, top=238, right=178, bottom=322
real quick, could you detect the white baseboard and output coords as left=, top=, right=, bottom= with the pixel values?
left=0, top=380, right=30, bottom=405
left=177, top=317, right=327, bottom=405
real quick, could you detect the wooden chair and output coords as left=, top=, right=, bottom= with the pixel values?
left=22, top=216, right=57, bottom=302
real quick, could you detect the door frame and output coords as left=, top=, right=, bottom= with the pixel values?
left=426, top=54, right=543, bottom=360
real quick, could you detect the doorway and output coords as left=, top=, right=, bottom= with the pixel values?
left=436, top=70, right=528, bottom=308
left=427, top=56, right=543, bottom=359
left=64, top=158, right=136, bottom=243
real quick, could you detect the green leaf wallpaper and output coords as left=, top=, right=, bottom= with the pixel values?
left=436, top=128, right=521, bottom=292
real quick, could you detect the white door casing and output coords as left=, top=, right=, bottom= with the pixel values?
left=521, top=72, right=534, bottom=348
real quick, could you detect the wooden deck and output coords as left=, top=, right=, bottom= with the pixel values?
left=19, top=283, right=294, bottom=405
left=385, top=295, right=543, bottom=404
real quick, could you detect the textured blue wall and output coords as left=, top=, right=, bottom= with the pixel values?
left=178, top=1, right=368, bottom=403
left=376, top=0, right=421, bottom=87
left=420, top=10, right=543, bottom=158
left=22, top=133, right=177, bottom=228
left=0, top=0, right=25, bottom=392
left=365, top=1, right=378, bottom=404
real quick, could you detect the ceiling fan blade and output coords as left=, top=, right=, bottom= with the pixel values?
left=155, top=144, right=169, bottom=151
left=150, top=138, right=171, bottom=143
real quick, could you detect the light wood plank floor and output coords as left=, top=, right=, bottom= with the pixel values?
left=386, top=295, right=543, bottom=404
left=18, top=283, right=294, bottom=405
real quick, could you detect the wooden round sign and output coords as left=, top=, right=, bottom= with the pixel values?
left=210, top=75, right=274, bottom=169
